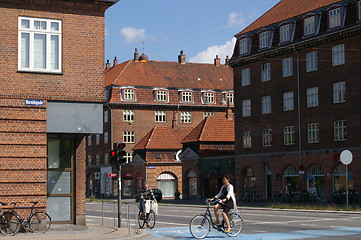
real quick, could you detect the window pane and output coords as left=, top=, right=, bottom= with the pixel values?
left=47, top=197, right=71, bottom=221
left=21, top=33, right=30, bottom=68
left=51, top=22, right=59, bottom=31
left=34, top=34, right=46, bottom=69
left=51, top=35, right=59, bottom=70
left=47, top=171, right=71, bottom=194
left=34, top=20, right=46, bottom=30
left=21, top=19, right=30, bottom=29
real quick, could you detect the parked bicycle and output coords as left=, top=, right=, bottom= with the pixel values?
left=189, top=199, right=243, bottom=239
left=137, top=200, right=156, bottom=229
left=8, top=201, right=51, bottom=233
left=0, top=202, right=20, bottom=235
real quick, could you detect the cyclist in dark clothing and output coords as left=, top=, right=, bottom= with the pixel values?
left=139, top=181, right=156, bottom=222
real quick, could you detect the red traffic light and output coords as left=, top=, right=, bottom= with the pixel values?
left=110, top=150, right=116, bottom=157
left=117, top=142, right=126, bottom=149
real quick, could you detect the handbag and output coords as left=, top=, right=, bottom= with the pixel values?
left=151, top=201, right=158, bottom=214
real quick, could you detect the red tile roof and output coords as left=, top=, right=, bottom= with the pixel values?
left=132, top=126, right=193, bottom=150
left=236, top=0, right=342, bottom=36
left=104, top=59, right=233, bottom=90
left=182, top=116, right=234, bottom=143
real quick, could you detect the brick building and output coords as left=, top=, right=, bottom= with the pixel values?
left=86, top=51, right=234, bottom=198
left=229, top=0, right=361, bottom=202
left=0, top=0, right=117, bottom=224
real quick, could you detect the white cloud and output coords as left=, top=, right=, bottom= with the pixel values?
left=227, top=12, right=247, bottom=28
left=120, top=26, right=154, bottom=44
left=189, top=38, right=236, bottom=64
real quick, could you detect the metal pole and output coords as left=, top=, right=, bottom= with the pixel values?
left=346, top=165, right=349, bottom=209
left=114, top=201, right=116, bottom=227
left=118, top=164, right=122, bottom=228
left=101, top=201, right=104, bottom=225
left=127, top=203, right=131, bottom=236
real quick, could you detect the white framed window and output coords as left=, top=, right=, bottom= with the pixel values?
left=262, top=96, right=272, bottom=114
left=104, top=111, right=109, bottom=123
left=203, top=112, right=215, bottom=118
left=181, top=112, right=192, bottom=123
left=95, top=134, right=100, bottom=145
left=261, top=63, right=271, bottom=82
left=333, top=81, right=346, bottom=103
left=125, top=152, right=132, bottom=164
left=223, top=92, right=234, bottom=104
left=121, top=88, right=136, bottom=101
left=241, top=68, right=250, bottom=86
left=307, top=87, right=319, bottom=107
left=334, top=120, right=347, bottom=141
left=329, top=7, right=341, bottom=29
left=95, top=154, right=100, bottom=165
left=242, top=131, right=252, bottom=148
left=104, top=153, right=109, bottom=165
left=259, top=31, right=270, bottom=49
left=202, top=92, right=215, bottom=104
left=282, top=57, right=293, bottom=77
left=87, top=135, right=91, bottom=146
left=308, top=123, right=319, bottom=143
left=18, top=16, right=62, bottom=73
left=123, top=131, right=135, bottom=143
left=156, top=90, right=168, bottom=102
left=242, top=99, right=251, bottom=117
left=123, top=110, right=134, bottom=122
left=262, top=129, right=272, bottom=147
left=239, top=37, right=249, bottom=55
left=284, top=126, right=295, bottom=145
left=280, top=24, right=290, bottom=43
left=104, top=132, right=108, bottom=144
left=304, top=16, right=316, bottom=36
left=306, top=51, right=318, bottom=72
left=283, top=92, right=294, bottom=111
left=332, top=44, right=345, bottom=66
left=181, top=91, right=193, bottom=103
left=155, top=110, right=166, bottom=122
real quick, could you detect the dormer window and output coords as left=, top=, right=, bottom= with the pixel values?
left=259, top=31, right=270, bottom=49
left=239, top=37, right=251, bottom=55
left=154, top=89, right=168, bottom=102
left=180, top=90, right=193, bottom=103
left=329, top=7, right=342, bottom=29
left=201, top=91, right=215, bottom=104
left=279, top=24, right=290, bottom=43
left=121, top=88, right=136, bottom=101
left=304, top=16, right=316, bottom=36
left=223, top=92, right=234, bottom=105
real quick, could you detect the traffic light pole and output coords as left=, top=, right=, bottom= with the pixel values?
left=118, top=164, right=122, bottom=228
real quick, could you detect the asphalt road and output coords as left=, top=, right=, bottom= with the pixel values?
left=86, top=201, right=361, bottom=239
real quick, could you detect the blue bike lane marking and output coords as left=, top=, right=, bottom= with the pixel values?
left=146, top=227, right=361, bottom=239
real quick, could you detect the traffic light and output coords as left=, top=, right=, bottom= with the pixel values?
left=110, top=149, right=117, bottom=165
left=116, top=142, right=127, bottom=165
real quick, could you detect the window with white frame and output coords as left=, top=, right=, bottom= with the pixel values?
left=181, top=91, right=193, bottom=103
left=261, top=63, right=271, bottom=82
left=241, top=68, right=250, bottom=86
left=156, top=90, right=168, bottom=102
left=329, top=7, right=341, bottom=29
left=262, top=129, right=272, bottom=147
left=308, top=123, right=319, bottom=143
left=239, top=37, right=249, bottom=55
left=104, top=132, right=108, bottom=144
left=332, top=44, right=345, bottom=66
left=202, top=92, right=215, bottom=104
left=334, top=120, right=347, bottom=141
left=18, top=17, right=62, bottom=72
left=304, top=16, right=316, bottom=36
left=283, top=92, right=294, bottom=111
left=104, top=153, right=109, bottom=165
left=123, top=131, right=135, bottom=143
left=307, top=87, right=319, bottom=107
left=203, top=112, right=215, bottom=118
left=95, top=134, right=100, bottom=145
left=262, top=95, right=272, bottom=114
left=280, top=24, right=290, bottom=43
left=181, top=112, right=192, bottom=123
left=242, top=99, right=251, bottom=117
left=155, top=110, right=166, bottom=122
left=87, top=135, right=91, bottom=146
left=284, top=126, right=295, bottom=145
left=282, top=57, right=293, bottom=77
left=125, top=152, right=132, bottom=164
left=306, top=51, right=318, bottom=72
left=333, top=81, right=346, bottom=103
left=259, top=31, right=270, bottom=49
left=104, top=111, right=109, bottom=123
left=123, top=110, right=134, bottom=122
left=122, top=88, right=136, bottom=101
left=242, top=131, right=252, bottom=148
left=224, top=92, right=234, bottom=104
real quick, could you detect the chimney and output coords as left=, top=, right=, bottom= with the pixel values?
left=105, top=59, right=110, bottom=70
left=134, top=48, right=139, bottom=62
left=113, top=57, right=118, bottom=67
left=178, top=50, right=186, bottom=64
left=225, top=55, right=229, bottom=64
left=226, top=107, right=233, bottom=120
left=214, top=55, right=221, bottom=67
left=171, top=111, right=179, bottom=131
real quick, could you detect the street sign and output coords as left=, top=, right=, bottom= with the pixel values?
left=108, top=173, right=117, bottom=178
left=340, top=150, right=353, bottom=165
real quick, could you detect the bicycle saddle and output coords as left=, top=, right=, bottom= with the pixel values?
left=30, top=201, right=39, bottom=204
left=0, top=202, right=7, bottom=206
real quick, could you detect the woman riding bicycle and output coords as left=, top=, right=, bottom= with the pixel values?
left=209, top=175, right=236, bottom=233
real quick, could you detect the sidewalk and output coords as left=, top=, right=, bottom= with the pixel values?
left=0, top=223, right=148, bottom=240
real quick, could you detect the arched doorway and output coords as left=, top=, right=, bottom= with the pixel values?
left=283, top=165, right=300, bottom=191
left=156, top=172, right=177, bottom=198
left=307, top=165, right=325, bottom=199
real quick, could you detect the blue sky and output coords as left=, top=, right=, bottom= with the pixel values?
left=105, top=0, right=280, bottom=64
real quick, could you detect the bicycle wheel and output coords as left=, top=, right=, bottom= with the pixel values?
left=29, top=212, right=51, bottom=233
left=0, top=212, right=21, bottom=235
left=138, top=211, right=146, bottom=229
left=189, top=215, right=210, bottom=239
left=146, top=210, right=156, bottom=229
left=225, top=212, right=243, bottom=237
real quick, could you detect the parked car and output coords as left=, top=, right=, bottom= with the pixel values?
left=134, top=188, right=162, bottom=203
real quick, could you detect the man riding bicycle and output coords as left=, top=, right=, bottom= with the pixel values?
left=138, top=181, right=156, bottom=223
